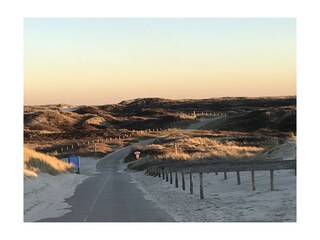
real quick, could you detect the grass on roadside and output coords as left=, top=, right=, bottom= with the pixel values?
left=24, top=147, right=74, bottom=177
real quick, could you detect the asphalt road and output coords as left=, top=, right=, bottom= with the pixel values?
left=39, top=118, right=217, bottom=222
left=40, top=140, right=174, bottom=222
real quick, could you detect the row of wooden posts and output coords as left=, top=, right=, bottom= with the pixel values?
left=194, top=112, right=228, bottom=117
left=55, top=111, right=228, bottom=153
left=145, top=159, right=296, bottom=200
left=145, top=169, right=281, bottom=200
left=57, top=127, right=166, bottom=153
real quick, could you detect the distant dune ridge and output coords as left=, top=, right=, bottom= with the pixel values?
left=24, top=96, right=296, bottom=159
left=24, top=96, right=296, bottom=133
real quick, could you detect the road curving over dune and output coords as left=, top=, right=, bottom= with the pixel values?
left=39, top=139, right=174, bottom=222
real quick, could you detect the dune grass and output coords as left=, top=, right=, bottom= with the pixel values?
left=129, top=131, right=266, bottom=163
left=24, top=147, right=74, bottom=176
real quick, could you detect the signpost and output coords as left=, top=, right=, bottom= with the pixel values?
left=134, top=151, right=141, bottom=160
left=68, top=155, right=80, bottom=174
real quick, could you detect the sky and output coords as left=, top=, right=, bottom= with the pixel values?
left=24, top=18, right=296, bottom=105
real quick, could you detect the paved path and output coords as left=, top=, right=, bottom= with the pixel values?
left=40, top=140, right=174, bottom=222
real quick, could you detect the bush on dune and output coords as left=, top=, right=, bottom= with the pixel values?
left=24, top=147, right=74, bottom=176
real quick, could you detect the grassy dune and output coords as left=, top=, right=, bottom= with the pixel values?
left=24, top=147, right=74, bottom=177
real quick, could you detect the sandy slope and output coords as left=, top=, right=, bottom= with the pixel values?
left=24, top=157, right=97, bottom=222
left=129, top=140, right=296, bottom=222
left=24, top=137, right=296, bottom=222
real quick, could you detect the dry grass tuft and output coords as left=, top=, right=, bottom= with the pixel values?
left=142, top=136, right=265, bottom=161
left=24, top=146, right=74, bottom=176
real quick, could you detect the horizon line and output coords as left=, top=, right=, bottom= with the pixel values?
left=24, top=95, right=297, bottom=107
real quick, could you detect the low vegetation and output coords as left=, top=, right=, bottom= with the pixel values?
left=24, top=147, right=74, bottom=177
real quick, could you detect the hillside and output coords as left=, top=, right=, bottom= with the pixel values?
left=24, top=96, right=296, bottom=158
left=24, top=147, right=74, bottom=177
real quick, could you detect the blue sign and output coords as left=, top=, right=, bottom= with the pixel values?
left=68, top=155, right=80, bottom=174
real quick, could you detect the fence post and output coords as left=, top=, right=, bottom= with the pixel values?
left=162, top=169, right=165, bottom=179
left=190, top=172, right=193, bottom=194
left=270, top=170, right=274, bottom=191
left=158, top=169, right=161, bottom=178
left=182, top=172, right=185, bottom=190
left=237, top=171, right=241, bottom=185
left=166, top=172, right=169, bottom=182
left=199, top=173, right=204, bottom=199
left=175, top=172, right=178, bottom=188
left=251, top=170, right=256, bottom=191
left=170, top=171, right=173, bottom=184
left=224, top=172, right=227, bottom=180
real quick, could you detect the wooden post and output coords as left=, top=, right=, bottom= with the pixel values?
left=251, top=170, right=256, bottom=191
left=158, top=169, right=161, bottom=178
left=162, top=169, right=165, bottom=179
left=174, top=142, right=178, bottom=155
left=270, top=170, right=274, bottom=191
left=166, top=172, right=169, bottom=182
left=237, top=171, right=241, bottom=185
left=182, top=172, right=185, bottom=190
left=170, top=172, right=173, bottom=184
left=199, top=173, right=204, bottom=199
left=175, top=172, right=178, bottom=188
left=189, top=172, right=193, bottom=194
left=224, top=172, right=227, bottom=180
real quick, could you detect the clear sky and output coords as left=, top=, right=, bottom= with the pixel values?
left=24, top=18, right=296, bottom=105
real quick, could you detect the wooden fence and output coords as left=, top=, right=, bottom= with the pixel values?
left=145, top=158, right=296, bottom=199
left=38, top=111, right=227, bottom=155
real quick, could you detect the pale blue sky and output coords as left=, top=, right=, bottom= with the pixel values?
left=24, top=18, right=296, bottom=105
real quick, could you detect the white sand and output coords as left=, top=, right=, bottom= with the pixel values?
left=24, top=157, right=97, bottom=222
left=24, top=139, right=296, bottom=222
left=129, top=140, right=296, bottom=222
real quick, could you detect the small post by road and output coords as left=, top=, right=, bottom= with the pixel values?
left=251, top=170, right=256, bottom=191
left=166, top=172, right=169, bottom=182
left=175, top=172, right=178, bottom=188
left=270, top=170, right=274, bottom=191
left=224, top=172, right=228, bottom=180
left=170, top=171, right=173, bottom=184
left=162, top=169, right=165, bottom=179
left=237, top=171, right=241, bottom=185
left=182, top=172, right=185, bottom=190
left=190, top=172, right=193, bottom=194
left=199, top=173, right=204, bottom=199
